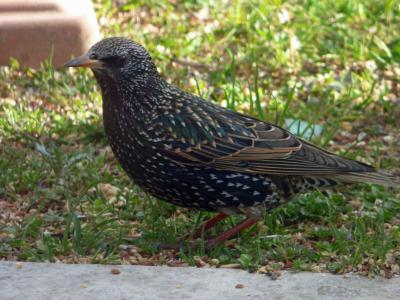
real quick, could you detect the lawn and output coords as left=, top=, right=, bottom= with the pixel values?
left=1, top=0, right=399, bottom=278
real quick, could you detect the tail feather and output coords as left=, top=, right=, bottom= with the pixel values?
left=329, top=171, right=400, bottom=187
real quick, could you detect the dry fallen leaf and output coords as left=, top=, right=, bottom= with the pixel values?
left=15, top=262, right=23, bottom=269
left=99, top=183, right=119, bottom=199
left=220, top=264, right=241, bottom=269
left=111, top=268, right=121, bottom=275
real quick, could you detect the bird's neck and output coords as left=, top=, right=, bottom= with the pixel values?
left=94, top=71, right=170, bottom=139
left=96, top=71, right=166, bottom=113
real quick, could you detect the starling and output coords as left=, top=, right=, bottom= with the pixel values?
left=65, top=37, right=399, bottom=248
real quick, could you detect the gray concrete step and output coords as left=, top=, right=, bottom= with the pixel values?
left=0, top=0, right=100, bottom=68
left=1, top=261, right=399, bottom=300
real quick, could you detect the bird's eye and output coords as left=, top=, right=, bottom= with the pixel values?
left=89, top=53, right=98, bottom=60
left=101, top=55, right=126, bottom=67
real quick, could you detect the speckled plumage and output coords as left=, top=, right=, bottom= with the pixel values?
left=65, top=37, right=399, bottom=223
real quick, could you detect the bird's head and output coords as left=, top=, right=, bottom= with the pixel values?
left=64, top=37, right=159, bottom=82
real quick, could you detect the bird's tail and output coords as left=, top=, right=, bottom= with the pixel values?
left=329, top=171, right=400, bottom=187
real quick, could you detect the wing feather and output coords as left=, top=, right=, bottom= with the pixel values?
left=152, top=91, right=378, bottom=177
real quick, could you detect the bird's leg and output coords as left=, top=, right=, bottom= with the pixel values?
left=193, top=213, right=228, bottom=238
left=205, top=218, right=258, bottom=249
left=158, top=215, right=257, bottom=250
left=156, top=213, right=228, bottom=250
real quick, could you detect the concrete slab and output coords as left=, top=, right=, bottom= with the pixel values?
left=1, top=261, right=399, bottom=300
left=0, top=0, right=100, bottom=68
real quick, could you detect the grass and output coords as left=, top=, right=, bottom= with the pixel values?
left=1, top=0, right=399, bottom=277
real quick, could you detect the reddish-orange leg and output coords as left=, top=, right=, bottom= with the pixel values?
left=193, top=213, right=228, bottom=238
left=206, top=218, right=257, bottom=249
left=157, top=213, right=228, bottom=250
left=157, top=214, right=257, bottom=250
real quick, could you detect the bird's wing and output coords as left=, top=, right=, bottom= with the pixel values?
left=150, top=94, right=374, bottom=176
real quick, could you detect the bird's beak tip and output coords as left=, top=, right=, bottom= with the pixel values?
left=64, top=54, right=102, bottom=68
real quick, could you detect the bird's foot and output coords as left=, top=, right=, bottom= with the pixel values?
left=204, top=218, right=258, bottom=249
left=155, top=239, right=204, bottom=251
left=155, top=242, right=185, bottom=251
left=157, top=217, right=258, bottom=251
